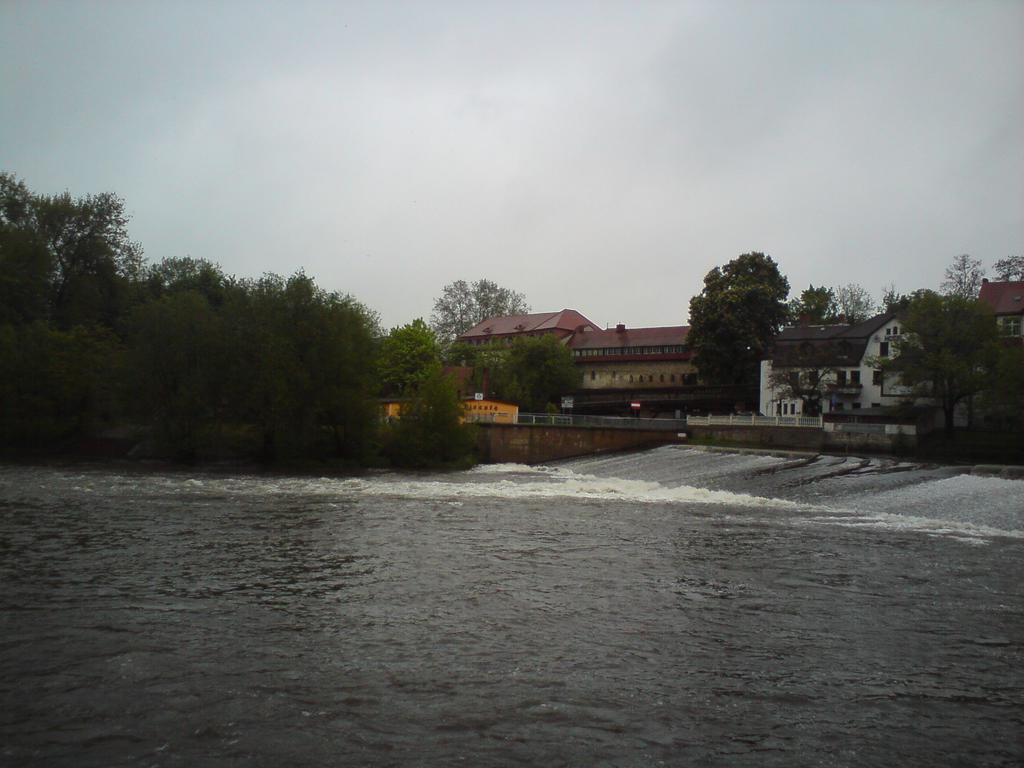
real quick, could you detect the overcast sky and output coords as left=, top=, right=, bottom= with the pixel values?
left=2, top=0, right=1022, bottom=329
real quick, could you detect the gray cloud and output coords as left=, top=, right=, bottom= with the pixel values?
left=2, top=0, right=1021, bottom=329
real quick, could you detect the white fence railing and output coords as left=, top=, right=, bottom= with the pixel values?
left=686, top=414, right=823, bottom=429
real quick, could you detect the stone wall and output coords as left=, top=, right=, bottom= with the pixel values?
left=685, top=424, right=918, bottom=454
left=476, top=424, right=682, bottom=464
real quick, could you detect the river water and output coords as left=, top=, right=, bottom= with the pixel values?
left=1, top=447, right=1022, bottom=766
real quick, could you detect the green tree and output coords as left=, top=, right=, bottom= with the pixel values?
left=490, top=334, right=579, bottom=412
left=222, top=272, right=379, bottom=462
left=383, top=368, right=475, bottom=468
left=0, top=172, right=143, bottom=330
left=883, top=292, right=1001, bottom=436
left=379, top=319, right=442, bottom=395
left=787, top=285, right=838, bottom=324
left=688, top=252, right=790, bottom=385
left=992, top=255, right=1024, bottom=281
left=834, top=283, right=876, bottom=324
left=941, top=254, right=985, bottom=298
left=881, top=283, right=911, bottom=313
left=430, top=278, right=529, bottom=343
left=0, top=175, right=51, bottom=324
left=0, top=322, right=123, bottom=451
left=129, top=291, right=227, bottom=460
left=142, top=256, right=230, bottom=307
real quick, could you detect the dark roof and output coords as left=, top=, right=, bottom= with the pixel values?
left=770, top=312, right=895, bottom=367
left=569, top=325, right=690, bottom=349
left=458, top=309, right=597, bottom=340
left=979, top=280, right=1024, bottom=316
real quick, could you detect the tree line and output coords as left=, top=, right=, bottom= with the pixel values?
left=3, top=172, right=1018, bottom=462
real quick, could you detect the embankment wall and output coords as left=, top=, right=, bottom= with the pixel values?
left=685, top=425, right=916, bottom=455
left=476, top=424, right=681, bottom=464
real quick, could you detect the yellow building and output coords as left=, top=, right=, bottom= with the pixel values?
left=380, top=397, right=518, bottom=424
left=462, top=398, right=519, bottom=424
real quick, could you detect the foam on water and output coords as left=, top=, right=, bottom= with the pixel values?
left=338, top=467, right=801, bottom=510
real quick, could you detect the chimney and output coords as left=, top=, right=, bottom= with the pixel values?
left=615, top=323, right=626, bottom=332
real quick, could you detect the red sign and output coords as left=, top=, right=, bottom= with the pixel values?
left=630, top=401, right=641, bottom=409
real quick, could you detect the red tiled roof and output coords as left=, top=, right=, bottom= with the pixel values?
left=458, top=309, right=597, bottom=340
left=569, top=325, right=690, bottom=349
left=979, top=280, right=1024, bottom=315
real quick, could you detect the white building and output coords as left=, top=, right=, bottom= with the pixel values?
left=759, top=313, right=912, bottom=416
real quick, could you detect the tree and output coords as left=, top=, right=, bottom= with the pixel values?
left=834, top=283, right=876, bottom=324
left=430, top=278, right=529, bottom=343
left=142, top=256, right=230, bottom=307
left=941, top=254, right=984, bottom=298
left=992, top=255, right=1024, bottom=281
left=129, top=291, right=226, bottom=460
left=687, top=252, right=790, bottom=386
left=0, top=174, right=51, bottom=324
left=880, top=283, right=911, bottom=313
left=0, top=172, right=143, bottom=330
left=382, top=368, right=476, bottom=468
left=378, top=319, right=442, bottom=395
left=787, top=285, right=838, bottom=324
left=882, top=292, right=1001, bottom=436
left=489, top=334, right=580, bottom=412
left=767, top=347, right=837, bottom=416
left=221, top=272, right=379, bottom=462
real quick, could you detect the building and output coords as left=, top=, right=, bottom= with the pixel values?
left=457, top=309, right=598, bottom=346
left=759, top=312, right=912, bottom=416
left=570, top=324, right=696, bottom=390
left=566, top=323, right=752, bottom=416
left=979, top=278, right=1024, bottom=343
left=463, top=398, right=519, bottom=424
left=379, top=396, right=518, bottom=424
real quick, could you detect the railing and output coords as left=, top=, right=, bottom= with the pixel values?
left=686, top=413, right=823, bottom=429
left=516, top=413, right=689, bottom=431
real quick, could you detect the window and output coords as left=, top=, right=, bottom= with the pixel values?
left=852, top=402, right=861, bottom=409
left=850, top=370, right=860, bottom=385
left=590, top=370, right=596, bottom=381
left=1000, top=316, right=1022, bottom=336
left=833, top=402, right=844, bottom=411
left=872, top=370, right=882, bottom=386
left=670, top=374, right=676, bottom=382
left=629, top=375, right=634, bottom=383
left=660, top=374, right=665, bottom=382
left=872, top=402, right=881, bottom=408
left=879, top=341, right=889, bottom=357
left=836, top=370, right=847, bottom=385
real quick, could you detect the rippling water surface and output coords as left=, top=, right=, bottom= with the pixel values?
left=1, top=447, right=1022, bottom=766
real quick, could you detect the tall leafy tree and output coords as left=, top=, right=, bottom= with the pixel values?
left=378, top=319, right=442, bottom=395
left=941, top=254, right=985, bottom=298
left=129, top=291, right=226, bottom=460
left=787, top=285, right=838, bottom=324
left=834, top=283, right=876, bottom=324
left=222, top=272, right=380, bottom=461
left=490, top=334, right=580, bottom=412
left=992, top=255, right=1024, bottom=281
left=0, top=172, right=143, bottom=329
left=383, top=368, right=475, bottom=468
left=430, top=278, right=529, bottom=343
left=882, top=292, right=1001, bottom=436
left=688, top=252, right=790, bottom=385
